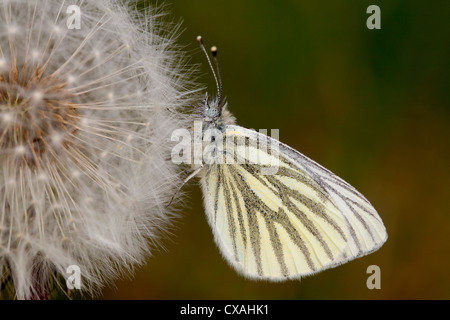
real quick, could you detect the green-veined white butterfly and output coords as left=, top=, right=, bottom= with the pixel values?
left=183, top=36, right=387, bottom=280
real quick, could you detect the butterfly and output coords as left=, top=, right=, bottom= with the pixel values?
left=181, top=36, right=387, bottom=280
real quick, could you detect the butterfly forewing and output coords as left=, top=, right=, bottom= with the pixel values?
left=199, top=125, right=380, bottom=280
left=270, top=129, right=388, bottom=261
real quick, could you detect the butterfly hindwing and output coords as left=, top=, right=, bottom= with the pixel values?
left=200, top=125, right=387, bottom=280
left=258, top=126, right=388, bottom=261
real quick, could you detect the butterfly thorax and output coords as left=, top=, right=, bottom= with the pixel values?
left=194, top=94, right=236, bottom=168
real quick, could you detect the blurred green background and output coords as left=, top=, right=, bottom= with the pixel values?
left=103, top=0, right=450, bottom=299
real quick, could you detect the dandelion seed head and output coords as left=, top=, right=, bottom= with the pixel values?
left=1, top=0, right=197, bottom=299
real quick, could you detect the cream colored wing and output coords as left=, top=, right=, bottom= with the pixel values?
left=200, top=125, right=387, bottom=280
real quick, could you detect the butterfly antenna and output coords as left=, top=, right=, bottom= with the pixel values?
left=197, top=36, right=222, bottom=102
left=211, top=46, right=223, bottom=103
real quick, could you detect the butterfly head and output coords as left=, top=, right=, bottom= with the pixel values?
left=201, top=92, right=224, bottom=121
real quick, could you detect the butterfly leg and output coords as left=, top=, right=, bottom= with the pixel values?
left=167, top=165, right=204, bottom=207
